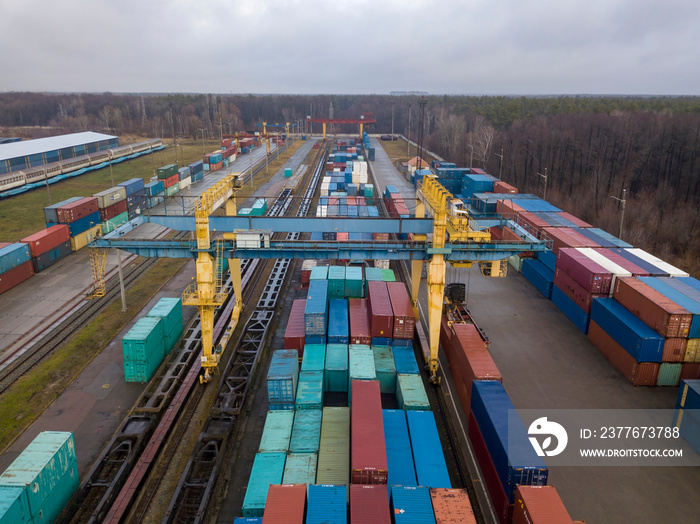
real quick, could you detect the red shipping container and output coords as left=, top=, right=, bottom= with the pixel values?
left=595, top=248, right=651, bottom=276
left=20, top=224, right=70, bottom=258
left=367, top=281, right=393, bottom=338
left=566, top=228, right=600, bottom=247
left=513, top=486, right=573, bottom=524
left=284, top=299, right=306, bottom=356
left=386, top=282, right=415, bottom=339
left=0, top=242, right=10, bottom=249
left=496, top=199, right=524, bottom=220
left=337, top=232, right=349, bottom=242
left=347, top=196, right=357, bottom=206
left=394, top=201, right=410, bottom=217
left=680, top=363, right=700, bottom=381
left=663, top=338, right=687, bottom=363
left=164, top=174, right=179, bottom=189
left=488, top=227, right=503, bottom=240
left=0, top=260, right=34, bottom=294
left=429, top=488, right=477, bottom=523
left=373, top=233, right=389, bottom=241
left=501, top=226, right=522, bottom=242
left=349, top=298, right=372, bottom=345
left=56, top=197, right=99, bottom=223
left=557, top=247, right=612, bottom=295
left=613, top=277, right=692, bottom=338
left=262, top=484, right=306, bottom=524
left=350, top=484, right=391, bottom=524
left=557, top=211, right=592, bottom=228
left=100, top=200, right=128, bottom=221
left=587, top=320, right=659, bottom=386
left=351, top=380, right=387, bottom=484
left=493, top=181, right=518, bottom=194
left=553, top=268, right=605, bottom=314
left=468, top=412, right=512, bottom=524
left=356, top=197, right=366, bottom=206
left=541, top=227, right=591, bottom=255
left=518, top=212, right=549, bottom=235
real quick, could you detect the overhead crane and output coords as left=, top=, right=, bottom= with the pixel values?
left=306, top=113, right=376, bottom=140
left=90, top=178, right=548, bottom=384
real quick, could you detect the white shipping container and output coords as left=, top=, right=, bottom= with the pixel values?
left=179, top=177, right=191, bottom=189
left=93, top=187, right=127, bottom=209
left=374, top=260, right=390, bottom=269
left=625, top=248, right=690, bottom=277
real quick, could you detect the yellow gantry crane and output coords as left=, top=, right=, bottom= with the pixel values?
left=181, top=173, right=243, bottom=383
left=414, top=175, right=495, bottom=383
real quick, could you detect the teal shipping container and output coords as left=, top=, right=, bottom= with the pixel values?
left=382, top=269, right=396, bottom=282
left=289, top=409, right=323, bottom=453
left=397, top=374, right=430, bottom=410
left=161, top=323, right=183, bottom=355
left=325, top=344, right=349, bottom=392
left=282, top=453, right=318, bottom=485
left=33, top=461, right=79, bottom=524
left=122, top=316, right=165, bottom=361
left=296, top=371, right=324, bottom=410
left=657, top=363, right=682, bottom=386
left=124, top=350, right=164, bottom=383
left=284, top=168, right=293, bottom=177
left=373, top=345, right=397, bottom=394
left=316, top=407, right=350, bottom=486
left=348, top=344, right=376, bottom=398
left=328, top=266, right=346, bottom=298
left=258, top=411, right=294, bottom=453
left=310, top=265, right=329, bottom=281
left=0, top=432, right=76, bottom=516
left=146, top=297, right=183, bottom=335
left=101, top=211, right=129, bottom=234
left=302, top=344, right=326, bottom=372
left=345, top=266, right=364, bottom=298
left=0, top=486, right=30, bottom=524
left=365, top=267, right=383, bottom=281
left=241, top=453, right=286, bottom=517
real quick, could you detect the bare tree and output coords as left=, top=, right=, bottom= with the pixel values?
left=434, top=108, right=467, bottom=161
left=473, top=116, right=496, bottom=168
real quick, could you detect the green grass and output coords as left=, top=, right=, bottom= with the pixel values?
left=0, top=258, right=187, bottom=453
left=0, top=139, right=221, bottom=242
left=378, top=137, right=439, bottom=166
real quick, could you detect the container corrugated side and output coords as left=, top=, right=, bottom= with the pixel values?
left=390, top=486, right=435, bottom=524
left=373, top=345, right=396, bottom=393
left=282, top=453, right=318, bottom=485
left=551, top=285, right=590, bottom=334
left=302, top=344, right=326, bottom=372
left=393, top=346, right=419, bottom=374
left=242, top=453, right=286, bottom=517
left=397, top=374, right=431, bottom=411
left=325, top=344, right=349, bottom=392
left=521, top=259, right=554, bottom=299
left=349, top=299, right=371, bottom=345
left=513, top=485, right=573, bottom=524
left=0, top=486, right=30, bottom=524
left=429, top=488, right=477, bottom=524
left=350, top=484, right=391, bottom=524
left=677, top=379, right=700, bottom=412
left=328, top=299, right=349, bottom=344
left=625, top=248, right=689, bottom=277
left=93, top=186, right=127, bottom=209
left=122, top=316, right=165, bottom=361
left=267, top=350, right=299, bottom=409
left=295, top=371, right=324, bottom=410
left=0, top=243, right=31, bottom=276
left=289, top=409, right=322, bottom=453
left=328, top=265, right=346, bottom=299
left=386, top=281, right=416, bottom=339
left=284, top=299, right=306, bottom=356
left=305, top=280, right=329, bottom=337
left=70, top=224, right=101, bottom=252
left=349, top=345, right=376, bottom=396
left=306, top=484, right=347, bottom=524
left=406, top=410, right=451, bottom=488
left=32, top=461, right=79, bottom=524
left=43, top=197, right=82, bottom=224
left=20, top=224, right=70, bottom=258
left=260, top=484, right=306, bottom=524
left=345, top=266, right=364, bottom=298
left=656, top=363, right=682, bottom=387
left=124, top=349, right=164, bottom=383
left=146, top=297, right=182, bottom=334
left=351, top=380, right=387, bottom=484
left=367, top=281, right=393, bottom=338
left=639, top=277, right=700, bottom=339
left=316, top=407, right=350, bottom=486
left=0, top=260, right=33, bottom=295
left=258, top=410, right=294, bottom=453
left=382, top=409, right=417, bottom=488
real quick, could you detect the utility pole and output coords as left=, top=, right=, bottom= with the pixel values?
left=537, top=168, right=548, bottom=201
left=116, top=248, right=126, bottom=311
left=170, top=102, right=176, bottom=164
left=407, top=101, right=411, bottom=156
left=109, top=157, right=114, bottom=186
left=495, top=148, right=504, bottom=180
left=391, top=103, right=394, bottom=137
left=610, top=188, right=627, bottom=238
left=199, top=128, right=206, bottom=155
left=468, top=142, right=474, bottom=168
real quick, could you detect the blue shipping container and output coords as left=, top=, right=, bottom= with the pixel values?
left=610, top=249, right=670, bottom=277
left=306, top=484, right=347, bottom=524
left=393, top=346, right=419, bottom=374
left=537, top=250, right=557, bottom=273
left=63, top=211, right=101, bottom=236
left=551, top=285, right=590, bottom=334
left=0, top=243, right=31, bottom=274
left=461, top=174, right=494, bottom=199
left=144, top=180, right=164, bottom=196
left=305, top=280, right=329, bottom=337
left=383, top=410, right=417, bottom=489
left=590, top=298, right=664, bottom=362
left=117, top=177, right=144, bottom=197
left=638, top=277, right=700, bottom=339
left=405, top=411, right=451, bottom=489
left=677, top=380, right=700, bottom=413
left=659, top=277, right=700, bottom=304
left=267, top=350, right=299, bottom=409
left=234, top=518, right=263, bottom=524
left=678, top=277, right=700, bottom=294
left=521, top=259, right=554, bottom=299
left=328, top=299, right=349, bottom=344
left=391, top=486, right=436, bottom=524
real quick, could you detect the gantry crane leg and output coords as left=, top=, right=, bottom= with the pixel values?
left=427, top=254, right=446, bottom=383
left=411, top=200, right=426, bottom=319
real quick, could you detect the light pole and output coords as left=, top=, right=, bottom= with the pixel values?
left=495, top=148, right=504, bottom=180
left=199, top=128, right=206, bottom=155
left=537, top=168, right=548, bottom=201
left=468, top=142, right=474, bottom=168
left=610, top=189, right=627, bottom=238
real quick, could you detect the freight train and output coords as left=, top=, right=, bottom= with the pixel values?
left=0, top=138, right=163, bottom=194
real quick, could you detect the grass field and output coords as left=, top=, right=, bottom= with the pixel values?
left=377, top=136, right=440, bottom=167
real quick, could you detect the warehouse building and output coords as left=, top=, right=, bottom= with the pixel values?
left=0, top=131, right=119, bottom=175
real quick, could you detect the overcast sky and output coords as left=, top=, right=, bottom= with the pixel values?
left=1, top=0, right=698, bottom=95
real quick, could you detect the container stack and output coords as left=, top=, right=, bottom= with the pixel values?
left=188, top=160, right=204, bottom=182
left=238, top=198, right=268, bottom=217
left=178, top=167, right=191, bottom=191
left=94, top=186, right=129, bottom=233
left=267, top=350, right=299, bottom=410
left=122, top=316, right=165, bottom=383
left=146, top=297, right=183, bottom=355
left=0, top=431, right=79, bottom=524
left=20, top=224, right=71, bottom=273
left=0, top=243, right=34, bottom=294
left=144, top=179, right=165, bottom=208
left=118, top=178, right=145, bottom=218
left=44, top=196, right=101, bottom=251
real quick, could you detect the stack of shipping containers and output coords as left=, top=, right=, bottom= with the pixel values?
left=44, top=196, right=101, bottom=251
left=94, top=186, right=128, bottom=233
left=20, top=224, right=71, bottom=273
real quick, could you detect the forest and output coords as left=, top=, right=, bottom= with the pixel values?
left=1, top=92, right=699, bottom=274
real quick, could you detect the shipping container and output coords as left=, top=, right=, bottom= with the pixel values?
left=0, top=260, right=33, bottom=295
left=680, top=363, right=700, bottom=380
left=365, top=267, right=383, bottom=281
left=587, top=320, right=660, bottom=386
left=551, top=285, right=590, bottom=334
left=157, top=164, right=178, bottom=180
left=373, top=346, right=397, bottom=394
left=405, top=410, right=451, bottom=488
left=311, top=265, right=329, bottom=281
left=241, top=453, right=286, bottom=517
left=656, top=363, right=682, bottom=386
left=349, top=345, right=377, bottom=396
left=0, top=243, right=31, bottom=275
left=306, top=280, right=329, bottom=338
left=577, top=247, right=632, bottom=292
left=0, top=486, right=30, bottom=524
left=316, top=407, right=350, bottom=486
left=639, top=277, right=700, bottom=339
left=349, top=299, right=371, bottom=345
left=289, top=409, right=322, bottom=453
left=328, top=265, right=346, bottom=299
left=31, top=240, right=71, bottom=273
left=31, top=460, right=79, bottom=523
left=613, top=277, right=692, bottom=338
left=306, top=484, right=347, bottom=524
left=258, top=410, right=294, bottom=453
left=325, top=344, right=349, bottom=393
left=146, top=297, right=182, bottom=340
left=70, top=224, right=101, bottom=252
left=367, top=281, right=393, bottom=338
left=55, top=196, right=99, bottom=224
left=21, top=224, right=70, bottom=258
left=512, top=485, right=573, bottom=524
left=282, top=453, right=317, bottom=485
left=625, top=248, right=689, bottom=277
left=397, top=374, right=431, bottom=411
left=144, top=180, right=164, bottom=197
left=470, top=381, right=548, bottom=503
left=302, top=344, right=326, bottom=373
left=122, top=316, right=165, bottom=361
left=123, top=345, right=165, bottom=383
left=351, top=380, right=387, bottom=484
left=284, top=299, right=306, bottom=355
left=296, top=371, right=324, bottom=410
left=101, top=211, right=129, bottom=234
left=553, top=267, right=604, bottom=314
left=386, top=282, right=416, bottom=339
left=267, top=350, right=299, bottom=409
left=350, top=484, right=391, bottom=524
left=608, top=248, right=670, bottom=276
left=521, top=259, right=554, bottom=299
left=382, top=409, right=417, bottom=489
left=393, top=346, right=419, bottom=375
left=345, top=266, right=364, bottom=298
left=43, top=197, right=82, bottom=224
left=429, top=488, right=477, bottom=524
left=390, top=486, right=435, bottom=523
left=556, top=248, right=612, bottom=295
left=328, top=299, right=350, bottom=344
left=93, top=186, right=127, bottom=209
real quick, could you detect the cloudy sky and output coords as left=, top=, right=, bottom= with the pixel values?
left=1, top=0, right=698, bottom=95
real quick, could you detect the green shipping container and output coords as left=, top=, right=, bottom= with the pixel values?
left=656, top=363, right=682, bottom=386
left=381, top=269, right=396, bottom=282
left=345, top=266, right=364, bottom=298
left=348, top=345, right=376, bottom=399
left=101, top=211, right=129, bottom=234
left=122, top=316, right=165, bottom=362
left=0, top=432, right=76, bottom=516
left=289, top=409, right=322, bottom=453
left=372, top=345, right=397, bottom=394
left=282, top=453, right=318, bottom=485
left=163, top=323, right=183, bottom=355
left=301, top=344, right=326, bottom=372
left=324, top=344, right=349, bottom=393
left=328, top=266, right=346, bottom=299
left=258, top=411, right=294, bottom=453
left=146, top=297, right=183, bottom=334
left=32, top=461, right=78, bottom=524
left=316, top=407, right=350, bottom=486
left=284, top=168, right=293, bottom=177
left=365, top=267, right=383, bottom=281
left=310, top=265, right=329, bottom=280
left=242, top=453, right=286, bottom=517
left=295, top=371, right=324, bottom=410
left=165, top=184, right=179, bottom=196
left=124, top=348, right=164, bottom=383
left=396, top=374, right=430, bottom=410
left=0, top=486, right=30, bottom=524
left=157, top=164, right=178, bottom=179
